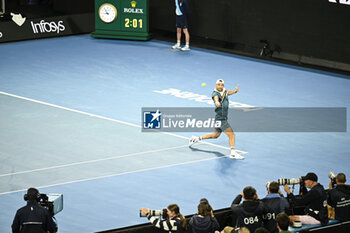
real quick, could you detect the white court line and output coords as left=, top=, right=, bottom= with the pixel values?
left=0, top=154, right=226, bottom=195
left=0, top=91, right=248, bottom=154
left=0, top=145, right=188, bottom=178
left=0, top=91, right=247, bottom=195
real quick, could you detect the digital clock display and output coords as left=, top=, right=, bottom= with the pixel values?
left=124, top=18, right=143, bottom=29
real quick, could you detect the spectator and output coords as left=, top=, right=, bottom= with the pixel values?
left=12, top=187, right=57, bottom=233
left=327, top=173, right=350, bottom=221
left=189, top=199, right=220, bottom=233
left=140, top=204, right=187, bottom=233
left=283, top=172, right=328, bottom=225
left=275, top=213, right=292, bottom=233
left=231, top=186, right=269, bottom=233
left=261, top=182, right=289, bottom=233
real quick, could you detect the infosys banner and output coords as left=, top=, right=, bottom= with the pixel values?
left=0, top=13, right=93, bottom=43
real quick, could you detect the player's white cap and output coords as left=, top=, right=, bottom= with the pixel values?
left=216, top=79, right=224, bottom=84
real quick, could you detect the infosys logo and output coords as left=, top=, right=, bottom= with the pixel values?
left=31, top=20, right=66, bottom=34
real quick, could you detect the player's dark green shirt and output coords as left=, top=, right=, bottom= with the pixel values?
left=212, top=90, right=229, bottom=119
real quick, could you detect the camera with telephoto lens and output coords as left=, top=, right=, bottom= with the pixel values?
left=266, top=177, right=307, bottom=196
left=266, top=178, right=303, bottom=189
left=140, top=208, right=168, bottom=219
left=278, top=178, right=303, bottom=186
left=328, top=171, right=336, bottom=188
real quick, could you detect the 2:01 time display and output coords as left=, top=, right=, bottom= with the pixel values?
left=124, top=18, right=143, bottom=28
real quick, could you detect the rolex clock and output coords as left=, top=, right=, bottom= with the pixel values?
left=92, top=0, right=152, bottom=40
left=98, top=3, right=117, bottom=23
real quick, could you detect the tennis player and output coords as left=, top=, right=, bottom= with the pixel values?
left=172, top=0, right=190, bottom=51
left=189, top=79, right=244, bottom=159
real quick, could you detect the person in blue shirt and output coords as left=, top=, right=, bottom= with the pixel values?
left=172, top=0, right=190, bottom=51
left=189, top=79, right=243, bottom=159
left=261, top=182, right=290, bottom=233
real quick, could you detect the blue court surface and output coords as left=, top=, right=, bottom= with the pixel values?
left=0, top=35, right=349, bottom=233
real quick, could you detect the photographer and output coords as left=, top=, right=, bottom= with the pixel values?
left=283, top=172, right=328, bottom=225
left=189, top=198, right=220, bottom=233
left=140, top=204, right=187, bottom=233
left=261, top=182, right=289, bottom=233
left=231, top=186, right=269, bottom=233
left=11, top=187, right=57, bottom=233
left=327, top=173, right=350, bottom=221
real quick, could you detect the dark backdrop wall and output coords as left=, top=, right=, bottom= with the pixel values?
left=149, top=0, right=350, bottom=64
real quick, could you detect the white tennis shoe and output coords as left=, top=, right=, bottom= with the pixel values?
left=189, top=136, right=199, bottom=147
left=172, top=43, right=181, bottom=49
left=229, top=149, right=245, bottom=159
left=181, top=45, right=190, bottom=51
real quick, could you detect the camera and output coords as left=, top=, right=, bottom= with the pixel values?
left=278, top=178, right=302, bottom=186
left=38, top=193, right=63, bottom=217
left=266, top=177, right=307, bottom=196
left=328, top=171, right=336, bottom=188
left=266, top=178, right=303, bottom=189
left=140, top=208, right=168, bottom=219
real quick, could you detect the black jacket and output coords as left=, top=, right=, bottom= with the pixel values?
left=328, top=184, right=350, bottom=221
left=231, top=194, right=269, bottom=233
left=189, top=214, right=220, bottom=233
left=288, top=183, right=329, bottom=225
left=12, top=201, right=57, bottom=233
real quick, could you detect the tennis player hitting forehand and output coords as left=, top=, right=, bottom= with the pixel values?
left=189, top=79, right=244, bottom=159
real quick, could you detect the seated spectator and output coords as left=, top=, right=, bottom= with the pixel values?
left=276, top=213, right=292, bottom=233
left=140, top=204, right=187, bottom=233
left=327, top=173, right=350, bottom=221
left=189, top=198, right=220, bottom=233
left=261, top=182, right=289, bottom=233
left=283, top=172, right=328, bottom=225
left=231, top=186, right=269, bottom=233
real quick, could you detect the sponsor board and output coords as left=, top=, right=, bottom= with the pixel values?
left=0, top=13, right=93, bottom=43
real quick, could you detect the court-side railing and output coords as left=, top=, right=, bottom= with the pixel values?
left=95, top=207, right=350, bottom=233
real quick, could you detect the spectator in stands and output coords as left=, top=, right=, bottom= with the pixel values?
left=283, top=172, right=328, bottom=225
left=140, top=204, right=187, bottom=233
left=231, top=186, right=269, bottom=233
left=261, top=182, right=289, bottom=233
left=189, top=198, right=220, bottom=233
left=254, top=227, right=269, bottom=233
left=275, top=213, right=292, bottom=233
left=327, top=172, right=350, bottom=221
